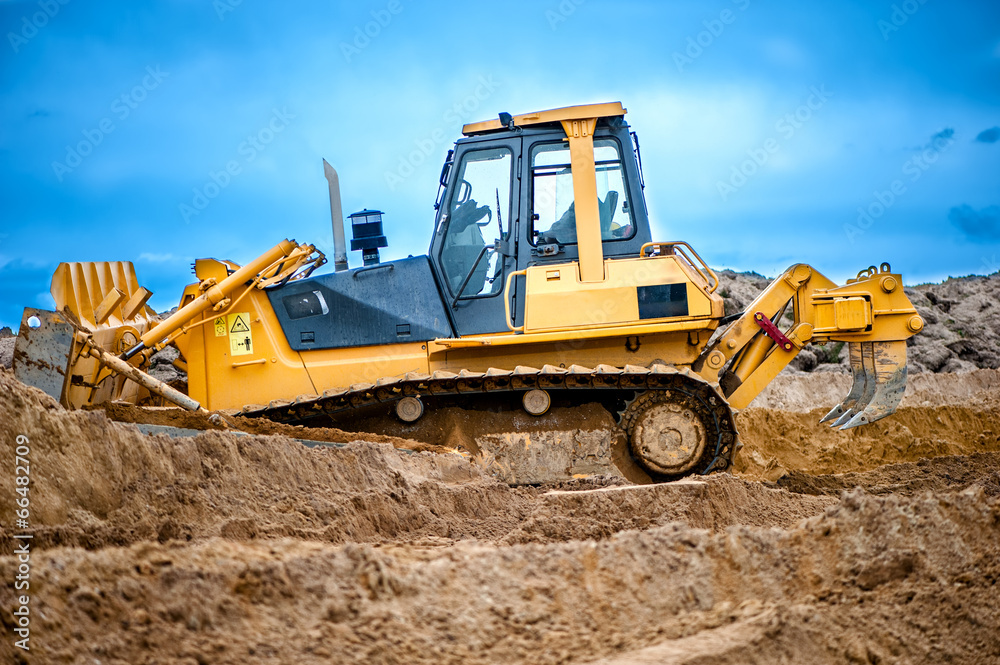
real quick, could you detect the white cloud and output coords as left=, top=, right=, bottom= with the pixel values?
left=138, top=252, right=176, bottom=263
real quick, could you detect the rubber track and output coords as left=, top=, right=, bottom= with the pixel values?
left=240, top=363, right=742, bottom=475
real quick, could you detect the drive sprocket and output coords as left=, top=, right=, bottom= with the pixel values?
left=619, top=379, right=738, bottom=480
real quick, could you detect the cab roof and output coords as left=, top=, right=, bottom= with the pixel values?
left=462, top=102, right=627, bottom=136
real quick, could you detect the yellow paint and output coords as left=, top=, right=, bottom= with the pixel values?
left=561, top=117, right=604, bottom=283
left=519, top=254, right=718, bottom=333
left=462, top=101, right=626, bottom=136
left=833, top=297, right=871, bottom=331
left=48, top=260, right=159, bottom=409
left=429, top=331, right=705, bottom=374
left=175, top=278, right=431, bottom=411
left=697, top=263, right=921, bottom=410
left=640, top=242, right=720, bottom=294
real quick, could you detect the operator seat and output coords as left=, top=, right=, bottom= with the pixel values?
left=538, top=190, right=619, bottom=244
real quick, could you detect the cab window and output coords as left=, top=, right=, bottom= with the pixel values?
left=530, top=139, right=635, bottom=245
left=438, top=147, right=512, bottom=298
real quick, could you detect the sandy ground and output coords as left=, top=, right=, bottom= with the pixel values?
left=2, top=366, right=999, bottom=664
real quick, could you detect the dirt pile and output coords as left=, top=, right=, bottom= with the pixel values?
left=95, top=401, right=450, bottom=453
left=502, top=476, right=835, bottom=544
left=3, top=359, right=1000, bottom=663
left=0, top=332, right=13, bottom=372
left=751, top=367, right=1000, bottom=411
left=906, top=273, right=1000, bottom=372
left=2, top=487, right=997, bottom=664
left=145, top=345, right=187, bottom=391
left=0, top=369, right=530, bottom=553
left=775, top=452, right=1000, bottom=498
left=735, top=403, right=1000, bottom=481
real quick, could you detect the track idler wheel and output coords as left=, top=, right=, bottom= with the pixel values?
left=395, top=396, right=424, bottom=423
left=620, top=380, right=739, bottom=479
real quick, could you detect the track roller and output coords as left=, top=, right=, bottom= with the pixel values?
left=395, top=396, right=424, bottom=423
left=522, top=389, right=551, bottom=416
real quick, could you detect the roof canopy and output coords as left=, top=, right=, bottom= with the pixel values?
left=462, top=102, right=627, bottom=136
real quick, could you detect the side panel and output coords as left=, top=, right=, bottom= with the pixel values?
left=176, top=289, right=317, bottom=410
left=521, top=256, right=715, bottom=333
left=266, top=256, right=453, bottom=351
left=428, top=332, right=705, bottom=373
left=177, top=287, right=433, bottom=410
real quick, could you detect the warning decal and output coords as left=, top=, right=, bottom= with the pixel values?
left=229, top=315, right=251, bottom=334
left=227, top=312, right=253, bottom=356
left=214, top=317, right=227, bottom=337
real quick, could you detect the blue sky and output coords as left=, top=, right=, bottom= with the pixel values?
left=1, top=0, right=998, bottom=329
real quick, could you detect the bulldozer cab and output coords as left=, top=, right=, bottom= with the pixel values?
left=430, top=102, right=652, bottom=335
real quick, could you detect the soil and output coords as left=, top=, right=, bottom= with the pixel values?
left=774, top=452, right=1000, bottom=498
left=2, top=363, right=1000, bottom=664
left=734, top=403, right=1000, bottom=481
left=91, top=402, right=454, bottom=454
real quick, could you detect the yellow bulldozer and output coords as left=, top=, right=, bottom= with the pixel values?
left=13, top=102, right=924, bottom=482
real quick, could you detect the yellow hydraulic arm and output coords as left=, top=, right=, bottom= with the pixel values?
left=693, top=263, right=924, bottom=429
left=120, top=239, right=325, bottom=362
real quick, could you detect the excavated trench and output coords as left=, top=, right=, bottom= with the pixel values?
left=2, top=366, right=999, bottom=664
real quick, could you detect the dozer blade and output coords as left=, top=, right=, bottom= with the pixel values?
left=839, top=341, right=907, bottom=430
left=12, top=308, right=75, bottom=403
left=820, top=341, right=867, bottom=424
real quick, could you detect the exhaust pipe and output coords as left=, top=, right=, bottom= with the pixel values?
left=323, top=158, right=350, bottom=272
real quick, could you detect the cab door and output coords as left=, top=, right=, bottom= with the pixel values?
left=516, top=131, right=648, bottom=272
left=430, top=137, right=521, bottom=336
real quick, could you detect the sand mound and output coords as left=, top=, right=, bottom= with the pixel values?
left=94, top=401, right=450, bottom=453
left=2, top=488, right=996, bottom=664
left=0, top=369, right=530, bottom=553
left=0, top=369, right=834, bottom=556
left=752, top=368, right=1000, bottom=411
left=3, top=360, right=999, bottom=663
left=775, top=452, right=1000, bottom=498
left=503, top=475, right=835, bottom=544
left=735, top=404, right=1000, bottom=481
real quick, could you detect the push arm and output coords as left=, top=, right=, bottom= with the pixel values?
left=693, top=263, right=923, bottom=428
